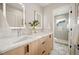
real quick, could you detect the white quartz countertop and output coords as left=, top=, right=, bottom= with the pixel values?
left=0, top=31, right=53, bottom=54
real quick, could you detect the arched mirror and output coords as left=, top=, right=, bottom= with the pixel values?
left=34, top=10, right=42, bottom=29
left=6, top=3, right=25, bottom=29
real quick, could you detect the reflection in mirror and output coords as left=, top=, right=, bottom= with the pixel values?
left=34, top=10, right=42, bottom=29
left=6, top=3, right=25, bottom=28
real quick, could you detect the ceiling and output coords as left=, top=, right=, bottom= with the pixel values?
left=6, top=3, right=23, bottom=10
left=38, top=3, right=50, bottom=7
left=38, top=3, right=71, bottom=7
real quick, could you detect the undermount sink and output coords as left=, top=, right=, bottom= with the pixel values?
left=14, top=36, right=32, bottom=43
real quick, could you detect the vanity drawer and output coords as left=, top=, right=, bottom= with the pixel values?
left=41, top=49, right=48, bottom=55
left=39, top=36, right=49, bottom=45
left=38, top=45, right=47, bottom=55
left=38, top=34, right=53, bottom=55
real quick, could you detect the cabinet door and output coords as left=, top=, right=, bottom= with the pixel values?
left=2, top=46, right=25, bottom=55
left=46, top=34, right=53, bottom=54
left=38, top=36, right=49, bottom=55
left=28, top=41, right=39, bottom=55
left=38, top=34, right=53, bottom=55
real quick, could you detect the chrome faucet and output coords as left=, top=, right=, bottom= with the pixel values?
left=17, top=29, right=22, bottom=36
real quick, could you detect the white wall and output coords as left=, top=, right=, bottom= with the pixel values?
left=43, top=6, right=53, bottom=31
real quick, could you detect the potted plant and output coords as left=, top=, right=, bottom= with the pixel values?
left=29, top=20, right=39, bottom=33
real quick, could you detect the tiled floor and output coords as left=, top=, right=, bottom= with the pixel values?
left=49, top=38, right=69, bottom=55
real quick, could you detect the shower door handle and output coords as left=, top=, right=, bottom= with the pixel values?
left=70, top=28, right=72, bottom=31
left=70, top=45, right=72, bottom=48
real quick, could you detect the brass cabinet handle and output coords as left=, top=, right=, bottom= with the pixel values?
left=25, top=45, right=29, bottom=54
left=49, top=35, right=51, bottom=38
left=27, top=45, right=29, bottom=52
left=42, top=50, right=45, bottom=54
left=42, top=41, right=45, bottom=44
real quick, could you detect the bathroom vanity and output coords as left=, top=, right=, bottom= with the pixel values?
left=0, top=32, right=53, bottom=55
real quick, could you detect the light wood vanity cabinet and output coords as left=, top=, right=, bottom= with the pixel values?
left=2, top=34, right=53, bottom=55
left=2, top=46, right=25, bottom=55
left=28, top=34, right=53, bottom=55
